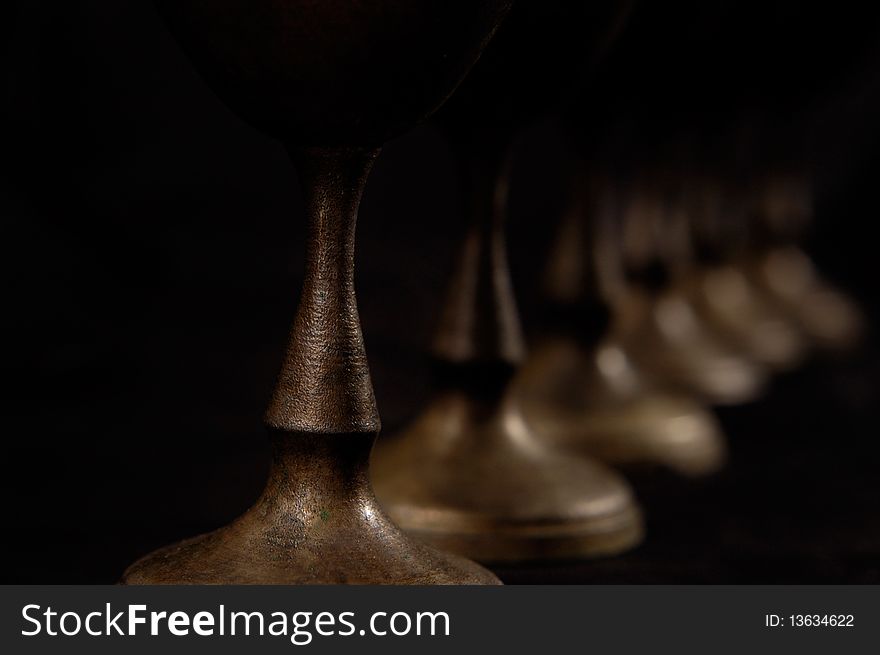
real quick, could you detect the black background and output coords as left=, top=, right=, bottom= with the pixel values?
left=2, top=1, right=879, bottom=583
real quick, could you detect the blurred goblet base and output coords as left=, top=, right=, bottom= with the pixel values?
left=685, top=266, right=807, bottom=371
left=616, top=289, right=769, bottom=406
left=372, top=391, right=644, bottom=564
left=750, top=247, right=864, bottom=352
left=516, top=338, right=727, bottom=478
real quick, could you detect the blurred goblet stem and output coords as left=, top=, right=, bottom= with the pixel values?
left=372, top=141, right=643, bottom=563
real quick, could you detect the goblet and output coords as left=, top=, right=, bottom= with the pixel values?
left=673, top=170, right=807, bottom=371
left=372, top=0, right=643, bottom=562
left=611, top=174, right=769, bottom=406
left=515, top=170, right=726, bottom=476
left=745, top=172, right=863, bottom=352
left=122, top=0, right=512, bottom=584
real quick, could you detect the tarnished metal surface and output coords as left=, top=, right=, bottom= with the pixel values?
left=123, top=0, right=512, bottom=585
left=264, top=148, right=382, bottom=435
left=124, top=433, right=498, bottom=584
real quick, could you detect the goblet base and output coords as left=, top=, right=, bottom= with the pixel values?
left=688, top=266, right=806, bottom=370
left=617, top=290, right=768, bottom=406
left=372, top=392, right=644, bottom=563
left=524, top=395, right=726, bottom=478
left=751, top=247, right=864, bottom=352
left=122, top=529, right=499, bottom=585
left=121, top=434, right=500, bottom=585
left=515, top=338, right=725, bottom=477
left=389, top=500, right=643, bottom=565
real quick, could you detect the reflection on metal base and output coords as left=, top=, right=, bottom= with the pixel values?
left=618, top=289, right=768, bottom=406
left=372, top=392, right=643, bottom=563
left=688, top=266, right=806, bottom=370
left=751, top=247, right=864, bottom=352
left=122, top=434, right=501, bottom=584
left=516, top=338, right=726, bottom=477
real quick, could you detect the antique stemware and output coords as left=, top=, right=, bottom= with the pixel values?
left=669, top=164, right=807, bottom=371
left=122, top=0, right=512, bottom=584
left=608, top=171, right=770, bottom=407
left=372, top=0, right=644, bottom=562
left=745, top=171, right=863, bottom=352
left=515, top=168, right=727, bottom=476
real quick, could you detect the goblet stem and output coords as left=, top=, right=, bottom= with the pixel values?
left=372, top=141, right=643, bottom=562
left=122, top=144, right=503, bottom=582
left=541, top=170, right=615, bottom=344
left=265, top=146, right=381, bottom=435
left=514, top=170, right=727, bottom=477
left=432, top=143, right=524, bottom=396
left=259, top=145, right=383, bottom=520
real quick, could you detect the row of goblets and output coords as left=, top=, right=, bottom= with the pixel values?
left=120, top=0, right=863, bottom=584
left=372, top=154, right=863, bottom=564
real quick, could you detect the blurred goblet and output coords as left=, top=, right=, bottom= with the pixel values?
left=611, top=175, right=769, bottom=406
left=372, top=0, right=643, bottom=562
left=746, top=172, right=864, bottom=352
left=673, top=170, right=807, bottom=371
left=122, top=0, right=512, bottom=584
left=516, top=170, right=726, bottom=476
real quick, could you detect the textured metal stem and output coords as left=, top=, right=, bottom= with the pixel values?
left=265, top=146, right=381, bottom=435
